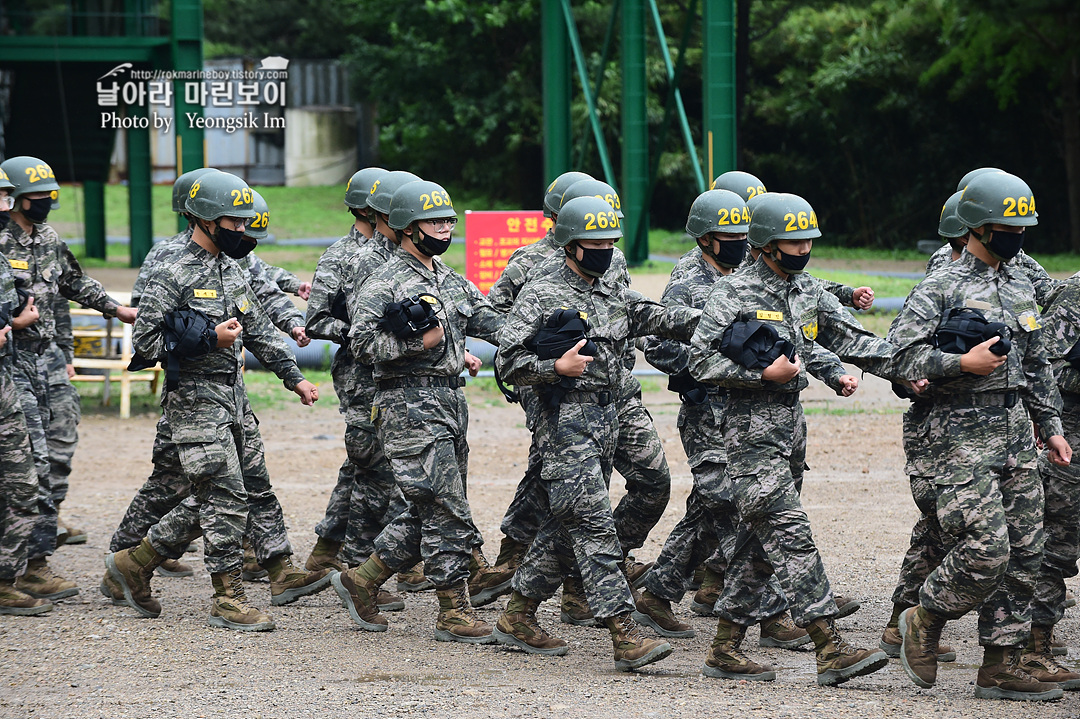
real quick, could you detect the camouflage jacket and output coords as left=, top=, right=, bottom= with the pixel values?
left=497, top=262, right=699, bottom=392
left=261, top=261, right=302, bottom=295
left=1020, top=270, right=1080, bottom=396
left=737, top=249, right=856, bottom=308
left=926, top=244, right=1057, bottom=307
left=133, top=239, right=305, bottom=389
left=236, top=253, right=304, bottom=334
left=0, top=251, right=18, bottom=361
left=350, top=245, right=503, bottom=382
left=53, top=296, right=74, bottom=363
left=487, top=230, right=558, bottom=313
left=689, top=254, right=894, bottom=392
left=131, top=227, right=194, bottom=305
left=0, top=221, right=121, bottom=346
left=889, top=248, right=1061, bottom=438
left=306, top=225, right=370, bottom=344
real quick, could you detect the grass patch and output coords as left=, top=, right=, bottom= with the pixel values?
left=813, top=270, right=918, bottom=298
left=802, top=404, right=905, bottom=416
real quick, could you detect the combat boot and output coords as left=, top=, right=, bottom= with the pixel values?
left=494, top=536, right=527, bottom=572
left=0, top=578, right=52, bottom=616
left=605, top=612, right=673, bottom=672
left=1019, top=625, right=1080, bottom=690
left=633, top=589, right=695, bottom=638
left=305, top=537, right=345, bottom=573
left=105, top=539, right=162, bottom=617
left=208, top=568, right=275, bottom=632
left=622, top=555, right=653, bottom=589
left=56, top=517, right=87, bottom=546
left=898, top=606, right=948, bottom=688
left=264, top=554, right=333, bottom=606
left=759, top=612, right=811, bottom=650
left=468, top=548, right=514, bottom=607
left=99, top=571, right=125, bottom=606
left=975, top=646, right=1063, bottom=701
left=156, top=558, right=194, bottom=578
left=331, top=554, right=392, bottom=631
left=702, top=617, right=776, bottom=681
left=494, top=591, right=568, bottom=656
left=377, top=589, right=405, bottom=612
left=688, top=565, right=706, bottom=591
left=690, top=567, right=722, bottom=616
left=807, top=617, right=889, bottom=686
left=560, top=576, right=597, bottom=626
left=435, top=582, right=496, bottom=644
left=879, top=603, right=955, bottom=660
left=241, top=538, right=267, bottom=580
left=18, top=558, right=79, bottom=601
left=833, top=594, right=861, bottom=619
left=1050, top=626, right=1068, bottom=656
left=397, top=562, right=433, bottom=593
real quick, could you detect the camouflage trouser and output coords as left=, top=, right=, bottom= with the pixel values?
left=512, top=400, right=635, bottom=620
left=13, top=349, right=54, bottom=561
left=316, top=355, right=368, bottom=546
left=1030, top=396, right=1080, bottom=628
left=918, top=402, right=1042, bottom=647
left=338, top=418, right=406, bottom=566
left=499, top=388, right=545, bottom=545
left=715, top=396, right=836, bottom=628
left=371, top=386, right=482, bottom=588
left=45, top=343, right=79, bottom=509
left=0, top=365, right=40, bottom=579
left=147, top=377, right=292, bottom=572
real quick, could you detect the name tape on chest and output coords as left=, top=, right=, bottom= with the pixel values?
left=193, top=289, right=218, bottom=299
left=8, top=259, right=28, bottom=270
left=756, top=310, right=783, bottom=322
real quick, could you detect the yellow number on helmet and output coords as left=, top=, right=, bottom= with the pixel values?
left=369, top=179, right=380, bottom=195
left=189, top=181, right=201, bottom=198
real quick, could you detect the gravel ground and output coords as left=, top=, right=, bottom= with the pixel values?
left=2, top=372, right=1079, bottom=719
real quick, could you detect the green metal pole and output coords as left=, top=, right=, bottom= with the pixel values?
left=575, top=0, right=620, bottom=169
left=83, top=180, right=106, bottom=259
left=622, top=0, right=648, bottom=265
left=542, top=0, right=571, bottom=186
left=561, top=0, right=617, bottom=189
left=702, top=0, right=737, bottom=182
left=172, top=0, right=204, bottom=233
left=127, top=105, right=153, bottom=267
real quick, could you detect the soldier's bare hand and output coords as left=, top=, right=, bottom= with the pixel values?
left=66, top=364, right=76, bottom=379
left=464, top=350, right=482, bottom=377
left=959, top=336, right=1007, bottom=375
left=12, top=295, right=38, bottom=330
left=297, top=282, right=312, bottom=300
left=1047, top=435, right=1072, bottom=466
left=291, top=326, right=311, bottom=347
left=909, top=379, right=929, bottom=394
left=852, top=287, right=875, bottom=311
left=554, top=339, right=594, bottom=377
left=422, top=324, right=444, bottom=349
left=115, top=306, right=138, bottom=324
left=0, top=326, right=9, bottom=349
left=838, top=374, right=859, bottom=397
left=215, top=318, right=243, bottom=348
left=761, top=353, right=800, bottom=384
left=293, top=379, right=318, bottom=406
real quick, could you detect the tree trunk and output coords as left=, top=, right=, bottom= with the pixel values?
left=1063, top=56, right=1080, bottom=252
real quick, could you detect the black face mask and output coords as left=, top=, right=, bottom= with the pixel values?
left=0, top=211, right=8, bottom=231
left=982, top=229, right=1025, bottom=262
left=705, top=237, right=747, bottom=269
left=573, top=244, right=614, bottom=278
left=415, top=227, right=451, bottom=256
left=22, top=197, right=52, bottom=223
left=773, top=249, right=810, bottom=275
left=207, top=221, right=252, bottom=259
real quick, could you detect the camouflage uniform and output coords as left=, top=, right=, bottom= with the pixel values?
left=0, top=221, right=122, bottom=561
left=925, top=245, right=1056, bottom=304
left=349, top=246, right=502, bottom=588
left=1022, top=272, right=1080, bottom=629
left=131, top=228, right=193, bottom=306
left=888, top=248, right=1061, bottom=647
left=496, top=262, right=698, bottom=619
left=307, top=227, right=403, bottom=564
left=688, top=255, right=896, bottom=628
left=132, top=239, right=306, bottom=573
left=0, top=252, right=40, bottom=579
left=261, top=262, right=302, bottom=296
left=45, top=297, right=79, bottom=510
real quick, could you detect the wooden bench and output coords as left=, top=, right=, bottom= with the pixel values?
left=69, top=291, right=161, bottom=419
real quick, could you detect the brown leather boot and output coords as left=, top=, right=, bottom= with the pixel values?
left=156, top=558, right=194, bottom=578
left=105, top=538, right=163, bottom=618
left=702, top=617, right=775, bottom=681
left=396, top=563, right=433, bottom=593
left=605, top=612, right=673, bottom=671
left=1019, top=626, right=1080, bottom=690
left=833, top=594, right=861, bottom=619
left=898, top=606, right=947, bottom=688
left=57, top=517, right=87, bottom=545
left=688, top=564, right=706, bottom=591
left=494, top=591, right=568, bottom=655
left=690, top=567, right=722, bottom=616
left=0, top=578, right=52, bottom=616
left=265, top=554, right=332, bottom=606
left=759, top=612, right=811, bottom=650
left=879, top=603, right=955, bottom=660
left=1048, top=625, right=1068, bottom=656
left=560, top=576, right=597, bottom=627
left=377, top=589, right=405, bottom=612
left=976, top=646, right=1064, bottom=701
left=622, top=556, right=653, bottom=589
left=494, top=536, right=527, bottom=572
left=331, top=555, right=392, bottom=631
left=99, top=571, right=124, bottom=606
left=208, top=568, right=275, bottom=632
left=435, top=582, right=495, bottom=644
left=241, top=537, right=267, bottom=581
left=468, top=548, right=514, bottom=607
left=633, top=589, right=695, bottom=638
left=808, top=617, right=889, bottom=686
left=17, top=557, right=80, bottom=601
left=305, top=537, right=345, bottom=573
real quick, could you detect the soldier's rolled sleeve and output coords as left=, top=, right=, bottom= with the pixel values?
left=688, top=283, right=766, bottom=388
left=58, top=243, right=121, bottom=314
